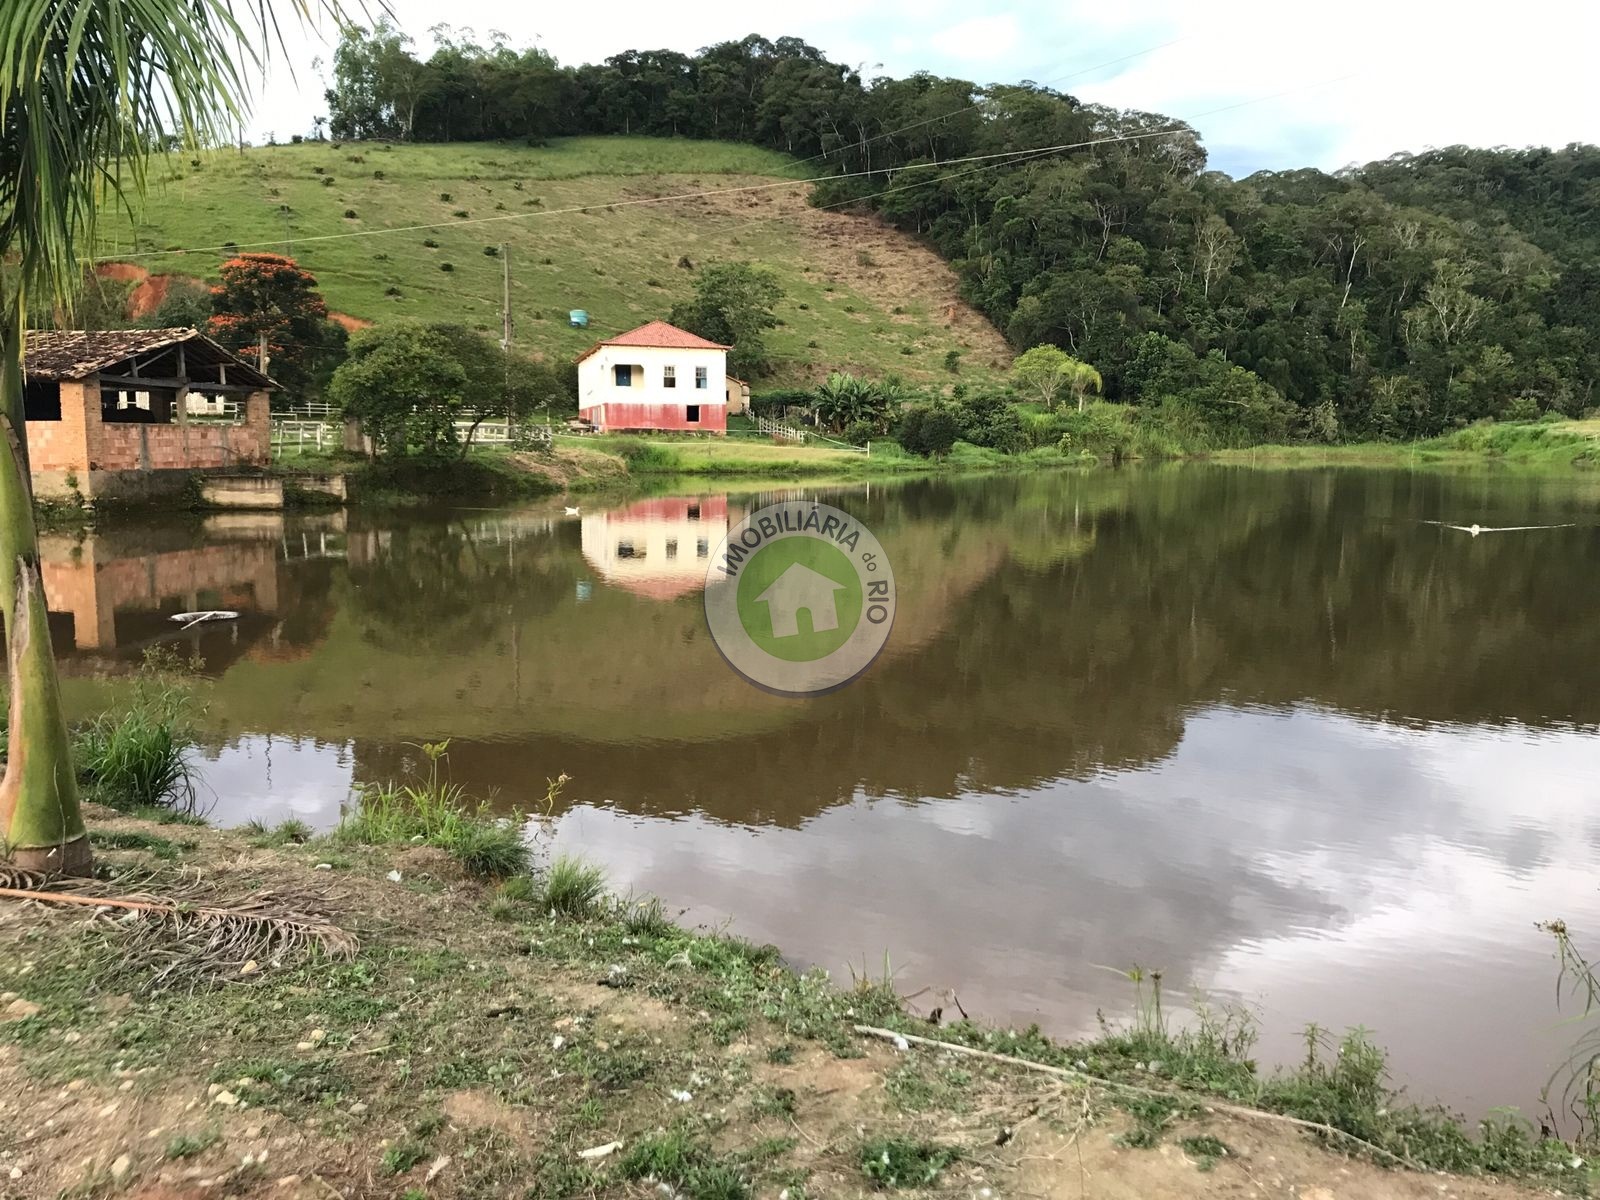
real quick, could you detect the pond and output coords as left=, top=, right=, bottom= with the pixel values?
left=44, top=465, right=1600, bottom=1120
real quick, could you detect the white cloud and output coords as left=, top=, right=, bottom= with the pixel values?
left=245, top=0, right=1600, bottom=175
left=925, top=14, right=1022, bottom=66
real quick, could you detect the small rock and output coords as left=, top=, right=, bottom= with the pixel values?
left=668, top=1089, right=692, bottom=1103
left=110, top=1154, right=132, bottom=1183
left=212, top=1091, right=239, bottom=1107
left=307, top=1029, right=326, bottom=1046
left=348, top=1102, right=368, bottom=1115
left=314, top=863, right=333, bottom=871
left=62, top=1031, right=81, bottom=1043
left=65, top=1079, right=86, bottom=1092
left=1, top=998, right=41, bottom=1021
left=275, top=1176, right=301, bottom=1189
left=892, top=1035, right=909, bottom=1051
left=551, top=1035, right=565, bottom=1051
left=239, top=960, right=260, bottom=977
left=8, top=1166, right=22, bottom=1181
left=386, top=869, right=403, bottom=883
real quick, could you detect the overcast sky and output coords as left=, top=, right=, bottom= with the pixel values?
left=254, top=0, right=1597, bottom=178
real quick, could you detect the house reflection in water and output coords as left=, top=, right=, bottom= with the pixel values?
left=579, top=496, right=729, bottom=601
left=37, top=512, right=346, bottom=668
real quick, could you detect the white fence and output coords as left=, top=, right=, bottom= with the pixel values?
left=757, top=415, right=807, bottom=443
left=271, top=415, right=552, bottom=457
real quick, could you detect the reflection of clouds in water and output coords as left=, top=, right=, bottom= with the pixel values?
left=554, top=705, right=1600, bottom=1116
left=194, top=736, right=356, bottom=830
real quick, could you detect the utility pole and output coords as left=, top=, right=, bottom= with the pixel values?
left=500, top=244, right=512, bottom=350
left=258, top=331, right=270, bottom=377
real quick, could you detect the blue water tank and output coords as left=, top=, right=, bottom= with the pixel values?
left=569, top=309, right=589, bottom=328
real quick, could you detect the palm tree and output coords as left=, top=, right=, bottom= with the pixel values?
left=0, top=0, right=338, bottom=872
left=1067, top=360, right=1103, bottom=413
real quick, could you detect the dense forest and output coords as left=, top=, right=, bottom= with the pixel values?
left=321, top=25, right=1600, bottom=442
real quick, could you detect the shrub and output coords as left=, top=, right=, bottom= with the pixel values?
left=321, top=177, right=334, bottom=187
left=438, top=192, right=452, bottom=202
left=1502, top=395, right=1541, bottom=422
left=897, top=403, right=961, bottom=457
left=943, top=349, right=961, bottom=373
left=384, top=286, right=401, bottom=296
left=543, top=854, right=606, bottom=917
left=439, top=262, right=454, bottom=272
left=483, top=245, right=500, bottom=257
left=452, top=209, right=469, bottom=219
left=372, top=170, right=385, bottom=180
left=342, top=208, right=357, bottom=219
left=422, top=238, right=439, bottom=248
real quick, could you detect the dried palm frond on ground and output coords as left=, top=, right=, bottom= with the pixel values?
left=0, top=868, right=356, bottom=990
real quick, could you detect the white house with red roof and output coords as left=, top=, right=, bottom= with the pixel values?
left=575, top=320, right=731, bottom=434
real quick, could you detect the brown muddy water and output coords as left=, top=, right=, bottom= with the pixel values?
left=45, top=466, right=1600, bottom=1121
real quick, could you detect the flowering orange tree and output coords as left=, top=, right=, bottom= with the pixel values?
left=208, top=253, right=346, bottom=403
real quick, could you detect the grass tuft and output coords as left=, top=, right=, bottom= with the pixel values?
left=334, top=740, right=531, bottom=879
left=164, top=1130, right=219, bottom=1160
left=543, top=854, right=606, bottom=917
left=859, top=1137, right=957, bottom=1189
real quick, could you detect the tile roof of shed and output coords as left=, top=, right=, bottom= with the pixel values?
left=23, top=328, right=275, bottom=388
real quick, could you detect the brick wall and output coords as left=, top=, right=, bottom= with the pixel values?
left=92, top=388, right=270, bottom=472
left=25, top=380, right=93, bottom=472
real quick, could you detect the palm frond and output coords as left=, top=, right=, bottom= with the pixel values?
left=0, top=0, right=349, bottom=307
left=0, top=871, right=357, bottom=990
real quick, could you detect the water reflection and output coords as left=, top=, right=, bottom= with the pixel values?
left=46, top=467, right=1600, bottom=1116
left=580, top=496, right=727, bottom=601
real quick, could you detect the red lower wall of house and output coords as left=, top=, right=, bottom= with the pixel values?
left=595, top=402, right=727, bottom=434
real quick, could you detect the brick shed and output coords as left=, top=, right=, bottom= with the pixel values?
left=22, top=328, right=275, bottom=501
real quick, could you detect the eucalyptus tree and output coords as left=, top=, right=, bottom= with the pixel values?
left=0, top=0, right=338, bottom=872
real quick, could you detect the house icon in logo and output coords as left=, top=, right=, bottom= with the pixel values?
left=754, top=563, right=848, bottom=638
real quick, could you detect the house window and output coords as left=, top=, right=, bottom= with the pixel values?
left=696, top=538, right=709, bottom=558
left=613, top=364, right=632, bottom=387
left=617, top=539, right=642, bottom=559
left=686, top=405, right=701, bottom=423
left=663, top=365, right=676, bottom=389
left=665, top=539, right=678, bottom=559
left=23, top=378, right=60, bottom=421
left=695, top=366, right=708, bottom=389
left=687, top=503, right=701, bottom=520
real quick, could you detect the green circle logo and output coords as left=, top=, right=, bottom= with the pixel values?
left=735, top=536, right=863, bottom=662
left=704, top=501, right=896, bottom=696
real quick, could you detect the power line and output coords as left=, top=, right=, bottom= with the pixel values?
left=782, top=35, right=1191, bottom=175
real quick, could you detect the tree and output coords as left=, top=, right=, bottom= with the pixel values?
left=668, top=261, right=784, bottom=378
left=1010, top=345, right=1103, bottom=411
left=0, top=0, right=337, bottom=873
left=208, top=253, right=346, bottom=405
left=327, top=322, right=469, bottom=457
left=136, top=279, right=215, bottom=331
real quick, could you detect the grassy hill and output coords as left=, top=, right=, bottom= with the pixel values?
left=105, top=137, right=1011, bottom=387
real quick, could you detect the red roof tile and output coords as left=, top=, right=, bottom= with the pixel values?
left=576, top=320, right=729, bottom=363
